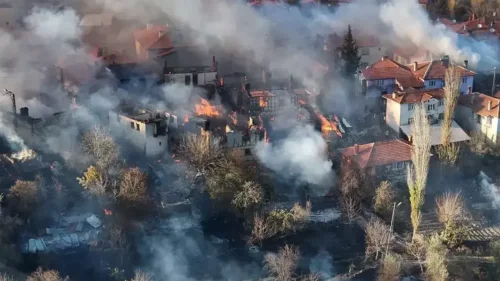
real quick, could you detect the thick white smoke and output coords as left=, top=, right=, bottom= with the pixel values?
left=478, top=171, right=500, bottom=209
left=25, top=8, right=82, bottom=42
left=255, top=124, right=333, bottom=188
left=324, top=0, right=497, bottom=66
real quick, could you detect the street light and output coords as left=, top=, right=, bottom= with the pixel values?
left=385, top=201, right=402, bottom=257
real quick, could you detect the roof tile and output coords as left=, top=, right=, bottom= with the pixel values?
left=339, top=139, right=412, bottom=169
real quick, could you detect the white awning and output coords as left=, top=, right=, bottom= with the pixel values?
left=400, top=120, right=470, bottom=146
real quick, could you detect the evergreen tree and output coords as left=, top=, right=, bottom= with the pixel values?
left=340, top=25, right=361, bottom=78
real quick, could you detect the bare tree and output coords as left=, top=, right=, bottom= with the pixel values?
left=436, top=192, right=467, bottom=225
left=365, top=218, right=390, bottom=260
left=27, top=268, right=69, bottom=281
left=81, top=126, right=119, bottom=171
left=118, top=167, right=149, bottom=207
left=300, top=273, right=320, bottom=281
left=407, top=104, right=431, bottom=239
left=264, top=245, right=300, bottom=281
left=231, top=181, right=263, bottom=210
left=7, top=180, right=38, bottom=218
left=77, top=166, right=107, bottom=196
left=178, top=133, right=224, bottom=173
left=407, top=234, right=427, bottom=273
left=128, top=271, right=152, bottom=281
left=437, top=66, right=461, bottom=164
left=342, top=195, right=360, bottom=224
left=377, top=254, right=402, bottom=281
left=249, top=214, right=272, bottom=245
left=374, top=181, right=395, bottom=215
left=425, top=235, right=448, bottom=281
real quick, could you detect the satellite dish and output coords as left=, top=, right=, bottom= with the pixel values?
left=491, top=28, right=496, bottom=33
left=478, top=24, right=483, bottom=28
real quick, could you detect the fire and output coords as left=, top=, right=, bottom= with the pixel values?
left=317, top=113, right=342, bottom=138
left=104, top=209, right=113, bottom=216
left=194, top=98, right=220, bottom=117
left=11, top=148, right=36, bottom=162
left=259, top=97, right=268, bottom=108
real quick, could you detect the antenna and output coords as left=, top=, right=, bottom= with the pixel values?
left=478, top=24, right=483, bottom=28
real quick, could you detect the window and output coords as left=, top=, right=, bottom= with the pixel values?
left=376, top=80, right=384, bottom=86
left=159, top=142, right=162, bottom=146
left=488, top=116, right=493, bottom=126
left=462, top=77, right=467, bottom=84
left=130, top=122, right=134, bottom=129
left=477, top=114, right=481, bottom=124
left=184, top=75, right=191, bottom=85
left=408, top=104, right=414, bottom=111
left=427, top=104, right=435, bottom=111
left=439, top=113, right=444, bottom=120
left=360, top=62, right=368, bottom=69
left=361, top=48, right=369, bottom=55
left=409, top=117, right=414, bottom=124
left=438, top=99, right=444, bottom=106
left=429, top=80, right=436, bottom=87
left=392, top=162, right=404, bottom=170
left=244, top=148, right=252, bottom=156
left=136, top=123, right=140, bottom=131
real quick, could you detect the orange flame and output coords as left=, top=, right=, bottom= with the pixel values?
left=259, top=97, right=268, bottom=108
left=195, top=98, right=220, bottom=117
left=104, top=209, right=113, bottom=216
left=317, top=113, right=342, bottom=138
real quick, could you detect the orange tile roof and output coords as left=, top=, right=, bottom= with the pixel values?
left=134, top=25, right=172, bottom=50
left=339, top=139, right=412, bottom=169
left=383, top=88, right=444, bottom=104
left=361, top=57, right=425, bottom=88
left=410, top=60, right=476, bottom=80
left=458, top=93, right=500, bottom=118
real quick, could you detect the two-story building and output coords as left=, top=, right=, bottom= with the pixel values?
left=360, top=56, right=475, bottom=99
left=383, top=88, right=470, bottom=146
left=108, top=106, right=178, bottom=157
left=456, top=93, right=500, bottom=144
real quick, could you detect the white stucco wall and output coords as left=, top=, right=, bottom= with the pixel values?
left=459, top=76, right=474, bottom=95
left=455, top=105, right=499, bottom=143
left=108, top=112, right=169, bottom=157
left=386, top=98, right=445, bottom=132
left=359, top=46, right=388, bottom=68
left=423, top=79, right=443, bottom=90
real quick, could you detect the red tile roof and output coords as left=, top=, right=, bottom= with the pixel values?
left=410, top=60, right=476, bottom=80
left=440, top=16, right=500, bottom=37
left=339, top=139, right=412, bottom=169
left=458, top=93, right=500, bottom=118
left=383, top=88, right=444, bottom=104
left=134, top=25, right=172, bottom=50
left=361, top=57, right=424, bottom=88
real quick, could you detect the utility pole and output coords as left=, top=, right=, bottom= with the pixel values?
left=4, top=89, right=16, bottom=128
left=385, top=202, right=401, bottom=258
left=492, top=67, right=497, bottom=96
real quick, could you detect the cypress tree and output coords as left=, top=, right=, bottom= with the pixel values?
left=340, top=25, right=361, bottom=78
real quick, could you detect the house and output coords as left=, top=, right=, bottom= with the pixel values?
left=456, top=92, right=500, bottom=144
left=164, top=57, right=218, bottom=86
left=244, top=86, right=318, bottom=114
left=108, top=105, right=178, bottom=157
left=338, top=139, right=412, bottom=181
left=360, top=56, right=475, bottom=98
left=383, top=88, right=470, bottom=145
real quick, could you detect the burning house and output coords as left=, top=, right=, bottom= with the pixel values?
left=245, top=87, right=317, bottom=113
left=108, top=105, right=178, bottom=157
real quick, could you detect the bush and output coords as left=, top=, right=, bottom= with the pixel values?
left=27, top=268, right=69, bottom=281
left=0, top=274, right=14, bottom=281
left=231, top=181, right=263, bottom=210
left=440, top=221, right=468, bottom=249
left=377, top=254, right=401, bottom=281
left=425, top=235, right=448, bottom=281
left=117, top=167, right=150, bottom=208
left=77, top=166, right=107, bottom=196
left=435, top=192, right=467, bottom=225
left=7, top=180, right=38, bottom=218
left=374, top=181, right=395, bottom=215
left=264, top=245, right=299, bottom=281
left=435, top=143, right=460, bottom=165
left=128, top=271, right=152, bottom=281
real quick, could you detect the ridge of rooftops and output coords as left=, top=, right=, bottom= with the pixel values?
left=116, top=104, right=175, bottom=123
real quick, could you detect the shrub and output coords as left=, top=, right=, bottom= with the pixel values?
left=231, top=181, right=263, bottom=210
left=264, top=245, right=299, bottom=281
left=374, top=181, right=395, bottom=215
left=377, top=254, right=401, bottom=281
left=7, top=180, right=38, bottom=218
left=435, top=192, right=467, bottom=225
left=27, top=268, right=69, bottom=281
left=365, top=218, right=390, bottom=260
left=425, top=235, right=448, bottom=281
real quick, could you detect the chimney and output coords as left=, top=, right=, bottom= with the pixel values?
left=413, top=61, right=418, bottom=72
left=392, top=92, right=396, bottom=99
left=463, top=24, right=467, bottom=31
left=488, top=100, right=492, bottom=111
left=381, top=56, right=387, bottom=61
left=464, top=59, right=469, bottom=69
left=158, top=30, right=164, bottom=38
left=353, top=144, right=359, bottom=155
left=441, top=56, right=450, bottom=68
left=20, top=107, right=29, bottom=117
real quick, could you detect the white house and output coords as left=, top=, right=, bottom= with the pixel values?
left=383, top=88, right=470, bottom=145
left=360, top=56, right=476, bottom=99
left=109, top=107, right=178, bottom=157
left=456, top=93, right=500, bottom=144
